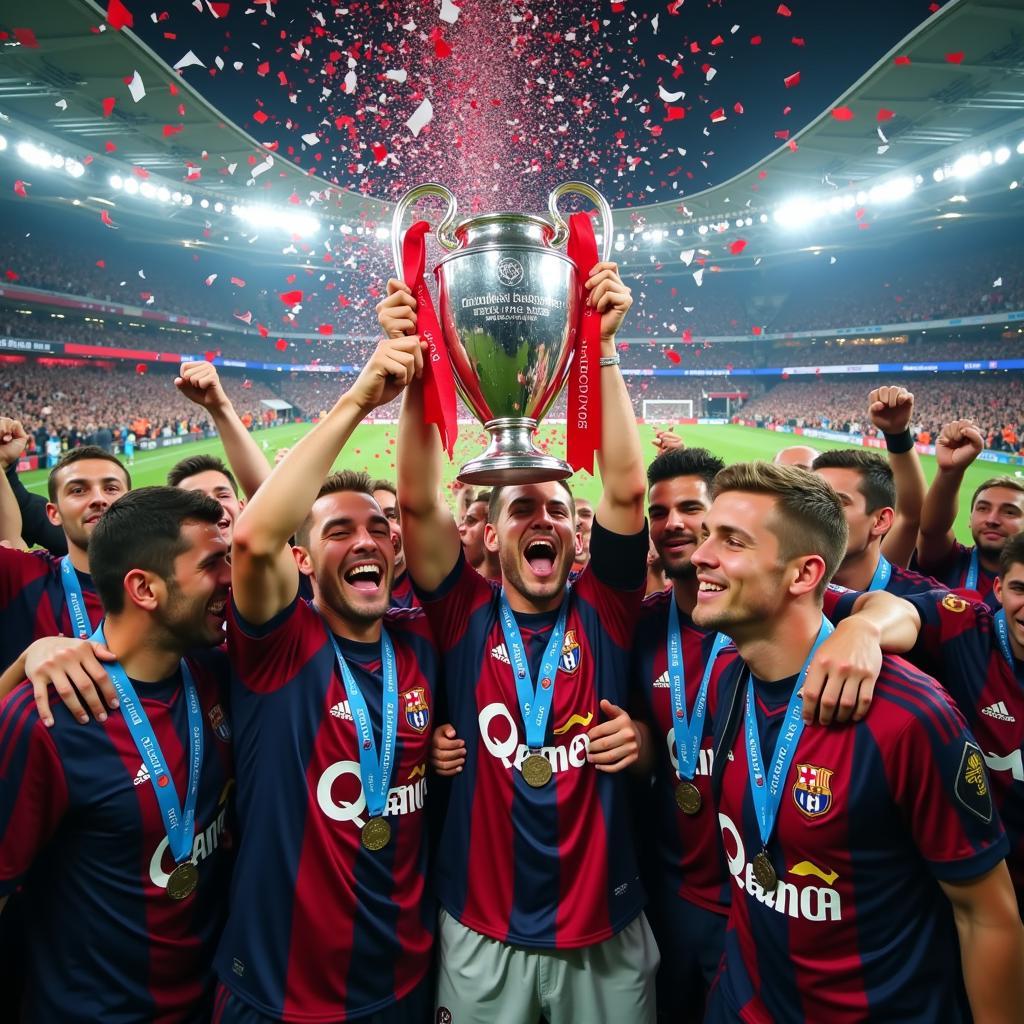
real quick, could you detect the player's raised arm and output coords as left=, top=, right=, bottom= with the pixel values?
left=231, top=335, right=423, bottom=625
left=383, top=279, right=463, bottom=592
left=916, top=418, right=983, bottom=573
left=587, top=262, right=646, bottom=536
left=176, top=361, right=269, bottom=502
left=0, top=417, right=29, bottom=547
left=869, top=386, right=926, bottom=568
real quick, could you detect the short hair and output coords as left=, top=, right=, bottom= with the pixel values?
left=999, top=532, right=1024, bottom=576
left=811, top=449, right=895, bottom=513
left=167, top=454, right=238, bottom=496
left=971, top=476, right=1024, bottom=510
left=295, top=470, right=375, bottom=548
left=48, top=446, right=131, bottom=502
left=488, top=481, right=574, bottom=525
left=647, top=446, right=725, bottom=491
left=370, top=479, right=396, bottom=498
left=711, top=461, right=848, bottom=598
left=89, top=486, right=223, bottom=615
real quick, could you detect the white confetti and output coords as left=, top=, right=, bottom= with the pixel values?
left=406, top=97, right=434, bottom=137
left=652, top=13, right=659, bottom=33
left=250, top=154, right=274, bottom=179
left=679, top=249, right=695, bottom=265
left=54, top=98, right=67, bottom=110
left=706, top=67, right=717, bottom=82
left=343, top=69, right=357, bottom=94
left=385, top=69, right=408, bottom=83
left=658, top=86, right=684, bottom=103
left=994, top=277, right=1003, bottom=287
left=692, top=268, right=704, bottom=287
left=215, top=56, right=224, bottom=70
left=301, top=132, right=320, bottom=145
left=440, top=0, right=461, bottom=24
left=173, top=50, right=206, bottom=71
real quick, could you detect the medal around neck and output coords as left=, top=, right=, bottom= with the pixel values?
left=675, top=781, right=702, bottom=815
left=166, top=861, right=200, bottom=901
left=752, top=850, right=778, bottom=892
left=361, top=817, right=392, bottom=852
left=522, top=753, right=553, bottom=788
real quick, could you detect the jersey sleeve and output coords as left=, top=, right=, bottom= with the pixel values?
left=0, top=686, right=69, bottom=893
left=822, top=582, right=860, bottom=624
left=414, top=549, right=496, bottom=653
left=884, top=678, right=1008, bottom=883
left=0, top=546, right=43, bottom=611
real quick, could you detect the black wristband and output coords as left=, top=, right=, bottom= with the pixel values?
left=883, top=429, right=914, bottom=454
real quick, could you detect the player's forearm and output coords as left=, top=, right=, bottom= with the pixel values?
left=233, top=391, right=367, bottom=555
left=0, top=468, right=25, bottom=548
left=957, top=914, right=1024, bottom=1022
left=396, top=378, right=442, bottom=519
left=595, top=338, right=645, bottom=534
left=847, top=590, right=921, bottom=653
left=916, top=468, right=964, bottom=562
left=881, top=448, right=926, bottom=567
left=207, top=401, right=271, bottom=501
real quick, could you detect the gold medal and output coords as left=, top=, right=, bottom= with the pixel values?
left=675, top=781, right=702, bottom=815
left=522, top=753, right=553, bottom=788
left=166, top=861, right=199, bottom=901
left=361, top=816, right=392, bottom=851
left=752, top=850, right=778, bottom=892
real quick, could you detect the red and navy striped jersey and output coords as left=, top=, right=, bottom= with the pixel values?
left=905, top=589, right=1024, bottom=907
left=0, top=650, right=234, bottom=1023
left=709, top=654, right=1007, bottom=1023
left=216, top=594, right=437, bottom=1022
left=0, top=547, right=104, bottom=671
left=914, top=540, right=998, bottom=610
left=418, top=520, right=649, bottom=949
left=390, top=569, right=419, bottom=610
left=882, top=562, right=950, bottom=598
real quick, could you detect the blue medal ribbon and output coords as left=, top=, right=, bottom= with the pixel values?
left=667, top=598, right=730, bottom=781
left=61, top=556, right=94, bottom=639
left=994, top=610, right=1017, bottom=672
left=93, top=625, right=203, bottom=869
left=324, top=623, right=398, bottom=821
left=498, top=591, right=569, bottom=753
left=965, top=548, right=980, bottom=592
left=867, top=555, right=892, bottom=592
left=744, top=617, right=833, bottom=854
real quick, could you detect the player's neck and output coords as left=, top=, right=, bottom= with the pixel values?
left=672, top=576, right=698, bottom=617
left=501, top=581, right=565, bottom=615
left=483, top=550, right=502, bottom=580
left=833, top=545, right=880, bottom=592
left=976, top=546, right=1000, bottom=574
left=734, top=602, right=823, bottom=683
left=316, top=600, right=383, bottom=644
left=65, top=540, right=90, bottom=575
left=102, top=614, right=184, bottom=684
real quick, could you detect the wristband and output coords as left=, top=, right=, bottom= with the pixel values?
left=599, top=354, right=620, bottom=367
left=883, top=429, right=914, bottom=454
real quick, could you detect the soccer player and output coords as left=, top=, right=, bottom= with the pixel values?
left=917, top=418, right=1024, bottom=608
left=0, top=445, right=130, bottom=676
left=692, top=462, right=1024, bottom=1023
left=900, top=532, right=1024, bottom=912
left=812, top=449, right=943, bottom=596
left=457, top=491, right=501, bottom=581
left=168, top=454, right=247, bottom=547
left=371, top=478, right=420, bottom=608
left=772, top=444, right=819, bottom=469
left=212, top=334, right=439, bottom=1022
left=0, top=486, right=234, bottom=1022
left=382, top=263, right=659, bottom=1022
left=574, top=496, right=595, bottom=570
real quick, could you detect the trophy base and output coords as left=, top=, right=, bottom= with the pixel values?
left=458, top=418, right=573, bottom=486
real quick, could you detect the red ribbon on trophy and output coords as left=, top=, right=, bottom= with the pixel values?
left=565, top=211, right=602, bottom=475
left=401, top=220, right=458, bottom=458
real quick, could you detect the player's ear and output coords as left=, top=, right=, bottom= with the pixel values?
left=292, top=545, right=314, bottom=578
left=45, top=501, right=62, bottom=527
left=872, top=506, right=895, bottom=538
left=789, top=554, right=826, bottom=598
left=483, top=523, right=499, bottom=554
left=123, top=568, right=160, bottom=613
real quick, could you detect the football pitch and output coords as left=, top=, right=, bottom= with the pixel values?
left=19, top=422, right=1020, bottom=544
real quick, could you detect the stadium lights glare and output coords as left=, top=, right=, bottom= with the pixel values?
left=65, top=159, right=84, bottom=179
left=123, top=177, right=139, bottom=195
left=109, top=174, right=123, bottom=189
left=1018, top=140, right=1024, bottom=155
left=0, top=134, right=7, bottom=151
left=933, top=168, right=945, bottom=183
left=869, top=176, right=915, bottom=204
left=995, top=147, right=1011, bottom=165
left=375, top=226, right=389, bottom=240
left=773, top=198, right=822, bottom=229
left=232, top=203, right=320, bottom=237
left=952, top=154, right=980, bottom=179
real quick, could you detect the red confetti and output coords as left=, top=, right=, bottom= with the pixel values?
left=279, top=289, right=303, bottom=304
left=162, top=124, right=183, bottom=137
left=257, top=61, right=270, bottom=76
left=877, top=108, right=895, bottom=122
left=102, top=96, right=116, bottom=117
left=733, top=102, right=744, bottom=115
left=208, top=1, right=230, bottom=16
left=252, top=109, right=269, bottom=125
left=729, top=239, right=747, bottom=255
left=135, top=363, right=148, bottom=375
left=777, top=4, right=792, bottom=15
left=945, top=51, right=964, bottom=64
left=791, top=37, right=805, bottom=47
left=13, top=180, right=27, bottom=197
left=13, top=28, right=39, bottom=49
left=752, top=326, right=762, bottom=335
left=371, top=143, right=388, bottom=163
left=230, top=276, right=246, bottom=287
left=831, top=106, right=855, bottom=121
left=773, top=130, right=790, bottom=140
left=665, top=106, right=686, bottom=121
left=784, top=72, right=801, bottom=88
left=100, top=210, right=115, bottom=227
left=710, top=108, right=726, bottom=123
left=894, top=55, right=911, bottom=65
left=317, top=324, right=334, bottom=335
left=4, top=270, right=18, bottom=281
left=104, top=141, right=117, bottom=153
left=275, top=339, right=288, bottom=351
left=665, top=350, right=682, bottom=365
left=106, top=0, right=133, bottom=30
left=95, top=260, right=105, bottom=268
left=750, top=35, right=762, bottom=45
left=204, top=350, right=218, bottom=362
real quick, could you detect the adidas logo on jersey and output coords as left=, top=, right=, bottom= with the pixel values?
left=982, top=701, right=1015, bottom=723
left=133, top=764, right=150, bottom=787
left=330, top=700, right=353, bottom=721
left=653, top=670, right=670, bottom=688
left=491, top=643, right=511, bottom=665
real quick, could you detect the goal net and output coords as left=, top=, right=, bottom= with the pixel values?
left=642, top=399, right=694, bottom=423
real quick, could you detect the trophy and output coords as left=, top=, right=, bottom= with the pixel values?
left=391, top=182, right=613, bottom=485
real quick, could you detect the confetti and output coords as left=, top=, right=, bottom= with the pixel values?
left=173, top=50, right=205, bottom=71
left=102, top=96, right=116, bottom=117
left=945, top=51, right=964, bottom=64
left=107, top=0, right=133, bottom=31
left=729, top=239, right=747, bottom=255
left=279, top=289, right=303, bottom=304
left=784, top=71, right=801, bottom=88
left=877, top=108, right=895, bottom=122
left=126, top=70, right=145, bottom=102
left=831, top=106, right=854, bottom=121
left=13, top=28, right=39, bottom=48
left=406, top=97, right=433, bottom=138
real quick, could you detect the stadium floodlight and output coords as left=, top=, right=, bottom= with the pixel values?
left=157, top=186, right=170, bottom=202
left=744, top=217, right=753, bottom=227
left=995, top=147, right=1011, bottom=166
left=213, top=201, right=224, bottom=213
left=759, top=213, right=769, bottom=224
left=932, top=167, right=945, bottom=183
left=181, top=194, right=193, bottom=206
left=698, top=224, right=709, bottom=234
left=979, top=150, right=993, bottom=168
left=676, top=228, right=684, bottom=237
left=109, top=174, right=123, bottom=189
left=773, top=198, right=821, bottom=229
left=1018, top=140, right=1024, bottom=155
left=0, top=134, right=6, bottom=151
left=869, top=176, right=915, bottom=204
left=614, top=237, right=626, bottom=252
left=952, top=154, right=980, bottom=178
left=65, top=159, right=84, bottom=178
left=139, top=182, right=156, bottom=199
left=50, top=153, right=65, bottom=169
left=200, top=198, right=209, bottom=209
left=375, top=226, right=389, bottom=240
left=123, top=177, right=139, bottom=195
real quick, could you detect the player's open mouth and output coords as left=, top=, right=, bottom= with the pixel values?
left=207, top=599, right=227, bottom=620
left=344, top=562, right=384, bottom=592
left=524, top=539, right=557, bottom=578
left=697, top=579, right=726, bottom=598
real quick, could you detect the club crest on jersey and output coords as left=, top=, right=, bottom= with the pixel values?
left=207, top=704, right=231, bottom=742
left=793, top=763, right=833, bottom=818
left=403, top=686, right=430, bottom=733
left=942, top=592, right=968, bottom=613
left=559, top=629, right=581, bottom=674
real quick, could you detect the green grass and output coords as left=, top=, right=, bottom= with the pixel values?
left=21, top=422, right=1019, bottom=544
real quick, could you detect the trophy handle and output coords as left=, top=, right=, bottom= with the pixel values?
left=391, top=183, right=460, bottom=277
left=547, top=181, right=613, bottom=262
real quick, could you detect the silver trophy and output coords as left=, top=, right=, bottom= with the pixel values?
left=391, top=182, right=613, bottom=485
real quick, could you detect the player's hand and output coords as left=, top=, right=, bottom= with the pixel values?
left=585, top=262, right=632, bottom=343
left=376, top=280, right=418, bottom=339
left=0, top=417, right=29, bottom=469
left=175, top=361, right=230, bottom=412
left=24, top=636, right=119, bottom=727
left=799, top=619, right=881, bottom=726
left=273, top=446, right=291, bottom=467
left=587, top=699, right=641, bottom=772
left=935, top=419, right=984, bottom=473
left=653, top=429, right=684, bottom=453
left=347, top=335, right=425, bottom=413
left=431, top=724, right=466, bottom=776
left=867, top=386, right=914, bottom=435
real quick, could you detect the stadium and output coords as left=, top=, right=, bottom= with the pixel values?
left=2, top=0, right=1024, bottom=1021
